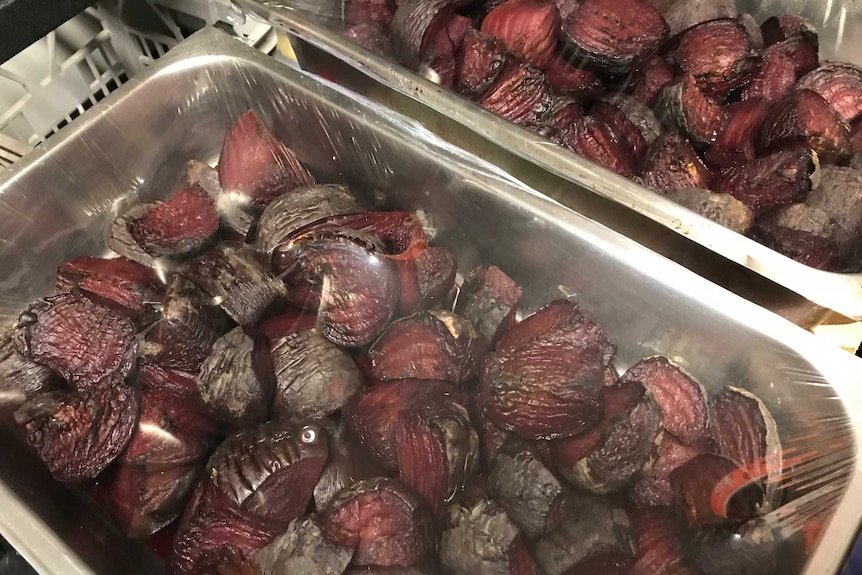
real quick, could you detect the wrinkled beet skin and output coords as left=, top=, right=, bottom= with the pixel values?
left=256, top=515, right=355, bottom=575
left=314, top=422, right=384, bottom=510
left=414, top=246, right=458, bottom=310
left=642, top=132, right=711, bottom=193
left=14, top=376, right=139, bottom=481
left=562, top=0, right=668, bottom=76
left=480, top=0, right=560, bottom=70
left=343, top=379, right=464, bottom=470
left=591, top=100, right=649, bottom=170
left=655, top=76, right=726, bottom=148
left=713, top=147, right=815, bottom=213
left=456, top=29, right=508, bottom=99
left=675, top=20, right=759, bottom=95
left=477, top=61, right=552, bottom=127
left=0, top=327, right=61, bottom=412
left=390, top=0, right=456, bottom=68
left=370, top=310, right=479, bottom=385
left=797, top=63, right=862, bottom=124
left=319, top=477, right=436, bottom=568
left=559, top=115, right=636, bottom=177
left=440, top=495, right=525, bottom=575
left=128, top=185, right=220, bottom=258
left=56, top=256, right=161, bottom=321
left=708, top=387, right=772, bottom=475
left=218, top=110, right=315, bottom=207
left=14, top=292, right=136, bottom=389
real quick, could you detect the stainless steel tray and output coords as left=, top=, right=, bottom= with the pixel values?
left=2, top=26, right=862, bottom=575
left=236, top=0, right=862, bottom=325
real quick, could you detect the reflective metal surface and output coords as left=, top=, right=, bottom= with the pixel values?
left=236, top=0, right=862, bottom=324
left=1, top=27, right=862, bottom=574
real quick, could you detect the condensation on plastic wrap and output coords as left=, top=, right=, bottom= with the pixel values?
left=236, top=0, right=862, bottom=324
left=0, top=25, right=862, bottom=575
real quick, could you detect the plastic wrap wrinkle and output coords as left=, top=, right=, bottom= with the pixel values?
left=0, top=26, right=860, bottom=575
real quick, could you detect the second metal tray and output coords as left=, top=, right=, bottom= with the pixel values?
left=237, top=0, right=862, bottom=325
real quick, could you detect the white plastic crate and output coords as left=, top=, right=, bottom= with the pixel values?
left=0, top=0, right=274, bottom=162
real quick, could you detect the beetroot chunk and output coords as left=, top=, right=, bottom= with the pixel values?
left=455, top=265, right=522, bottom=350
left=196, top=327, right=273, bottom=429
left=14, top=374, right=139, bottom=481
left=559, top=115, right=637, bottom=177
left=705, top=98, right=769, bottom=169
left=128, top=185, right=219, bottom=259
left=181, top=159, right=254, bottom=241
left=483, top=299, right=609, bottom=440
left=314, top=421, right=385, bottom=509
left=562, top=0, right=668, bottom=77
left=0, top=327, right=62, bottom=412
left=628, top=507, right=702, bottom=575
left=391, top=0, right=456, bottom=68
left=797, top=63, right=862, bottom=124
left=477, top=61, right=553, bottom=127
left=742, top=43, right=799, bottom=102
left=414, top=246, right=458, bottom=310
left=633, top=55, right=676, bottom=107
left=591, top=100, right=649, bottom=170
left=670, top=453, right=763, bottom=528
left=455, top=28, right=508, bottom=99
left=655, top=76, right=726, bottom=148
left=481, top=0, right=560, bottom=70
left=758, top=89, right=852, bottom=163
left=675, top=19, right=759, bottom=96
left=56, top=256, right=161, bottom=322
left=319, top=477, right=436, bottom=567
left=761, top=14, right=817, bottom=46
left=370, top=310, right=479, bottom=385
left=642, top=132, right=711, bottom=193
left=183, top=242, right=286, bottom=327
left=620, top=356, right=709, bottom=446
left=713, top=147, right=817, bottom=213
left=218, top=109, right=315, bottom=208
left=256, top=516, right=355, bottom=575
left=141, top=275, right=231, bottom=374
left=629, top=433, right=703, bottom=507
left=750, top=218, right=843, bottom=270
left=662, top=0, right=736, bottom=38
left=544, top=57, right=604, bottom=103
left=14, top=292, right=135, bottom=389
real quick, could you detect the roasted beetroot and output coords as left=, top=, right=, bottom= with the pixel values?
left=663, top=187, right=754, bottom=234
left=628, top=506, right=700, bottom=575
left=629, top=433, right=703, bottom=507
left=662, top=0, right=736, bottom=38
left=14, top=374, right=139, bottom=481
left=370, top=310, right=480, bottom=384
left=196, top=327, right=273, bottom=429
left=180, top=159, right=255, bottom=241
left=561, top=0, right=668, bottom=76
left=314, top=421, right=384, bottom=510
left=455, top=265, right=522, bottom=350
left=655, top=76, right=726, bottom=148
left=455, top=28, right=508, bottom=99
left=713, top=147, right=817, bottom=213
left=750, top=218, right=843, bottom=270
left=56, top=256, right=161, bottom=322
left=559, top=115, right=637, bottom=177
left=742, top=43, right=799, bottom=102
left=345, top=0, right=396, bottom=28
left=633, top=55, right=676, bottom=107
left=544, top=57, right=604, bottom=103
left=482, top=299, right=610, bottom=440
left=128, top=185, right=220, bottom=259
left=14, top=292, right=135, bottom=389
left=218, top=110, right=315, bottom=208
left=758, top=89, right=852, bottom=163
left=807, top=165, right=862, bottom=253
left=480, top=0, right=560, bottom=69
left=413, top=246, right=458, bottom=310
left=675, top=19, right=759, bottom=96
left=705, top=98, right=770, bottom=169
left=0, top=327, right=61, bottom=412
left=391, top=0, right=457, bottom=68
left=761, top=14, right=817, bottom=46
left=110, top=203, right=161, bottom=268
left=141, top=274, right=230, bottom=373
left=256, top=516, right=355, bottom=575
left=477, top=61, right=553, bottom=127
left=591, top=100, right=650, bottom=170
left=319, top=477, right=436, bottom=567
left=797, top=63, right=862, bottom=124
left=642, top=132, right=711, bottom=193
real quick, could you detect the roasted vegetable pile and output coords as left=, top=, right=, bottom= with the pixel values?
left=341, top=0, right=862, bottom=271
left=3, top=110, right=792, bottom=574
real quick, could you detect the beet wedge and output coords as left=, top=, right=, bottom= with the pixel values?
left=455, top=265, right=522, bottom=350
left=662, top=0, right=736, bottom=38
left=705, top=98, right=770, bottom=169
left=0, top=327, right=62, bottom=413
left=642, top=132, right=711, bottom=193
left=481, top=0, right=560, bottom=70
left=655, top=76, right=726, bottom=148
left=629, top=433, right=703, bottom=508
left=455, top=28, right=508, bottom=99
left=14, top=292, right=135, bottom=389
left=477, top=61, right=553, bottom=127
left=675, top=19, right=759, bottom=96
left=797, top=63, right=862, bottom=124
left=218, top=109, right=315, bottom=207
left=414, top=246, right=458, bottom=310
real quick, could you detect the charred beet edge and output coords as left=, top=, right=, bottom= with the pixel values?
left=705, top=98, right=770, bottom=169
left=601, top=93, right=662, bottom=145
left=14, top=292, right=136, bottom=389
left=256, top=516, right=354, bottom=575
left=488, top=440, right=564, bottom=538
left=390, top=0, right=456, bottom=69
left=0, top=327, right=62, bottom=412
left=127, top=185, right=220, bottom=259
left=14, top=373, right=139, bottom=481
left=319, top=477, right=436, bottom=567
left=629, top=433, right=703, bottom=508
left=477, top=61, right=553, bottom=127
left=441, top=494, right=534, bottom=575
left=620, top=356, right=709, bottom=446
left=670, top=453, right=763, bottom=528
left=313, top=421, right=384, bottom=510
left=218, top=110, right=315, bottom=208
left=455, top=28, right=508, bottom=99
left=109, top=203, right=161, bottom=268
left=196, top=326, right=273, bottom=430
left=662, top=188, right=755, bottom=234
left=561, top=0, right=668, bottom=77
left=141, top=275, right=231, bottom=374
left=455, top=265, right=522, bottom=350
left=662, top=0, right=737, bottom=38
left=482, top=299, right=611, bottom=440
left=370, top=310, right=480, bottom=384
left=559, top=115, right=637, bottom=177
left=269, top=327, right=364, bottom=420
left=480, top=0, right=560, bottom=70
left=532, top=492, right=636, bottom=575
left=254, top=184, right=363, bottom=255
left=797, top=63, right=862, bottom=124
left=758, top=89, right=852, bottom=163
left=343, top=379, right=464, bottom=470
left=642, top=132, right=711, bottom=193
left=56, top=256, right=161, bottom=322
left=655, top=76, right=726, bottom=148
left=182, top=242, right=286, bottom=327
left=713, top=147, right=817, bottom=213
left=419, top=14, right=471, bottom=89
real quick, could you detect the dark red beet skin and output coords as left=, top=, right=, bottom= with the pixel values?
left=390, top=0, right=456, bottom=68
left=319, top=477, right=436, bottom=567
left=256, top=515, right=355, bottom=575
left=633, top=55, right=675, bottom=107
left=713, top=147, right=816, bottom=213
left=218, top=109, right=315, bottom=207
left=455, top=28, right=508, bottom=99
left=14, top=292, right=136, bottom=389
left=414, top=246, right=458, bottom=310
left=0, top=328, right=61, bottom=413
left=559, top=115, right=637, bottom=178
left=477, top=61, right=553, bottom=127
left=642, top=132, right=711, bottom=193
left=128, top=185, right=220, bottom=259
left=675, top=19, right=759, bottom=95
left=14, top=374, right=139, bottom=481
left=705, top=98, right=770, bottom=169
left=629, top=433, right=703, bottom=508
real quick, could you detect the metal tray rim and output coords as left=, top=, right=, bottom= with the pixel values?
left=1, top=27, right=862, bottom=574
left=238, top=2, right=862, bottom=320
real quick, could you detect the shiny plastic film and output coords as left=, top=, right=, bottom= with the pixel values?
left=0, top=26, right=861, bottom=575
left=236, top=0, right=862, bottom=323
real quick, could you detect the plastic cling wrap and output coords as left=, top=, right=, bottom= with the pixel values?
left=239, top=0, right=862, bottom=322
left=0, top=27, right=862, bottom=575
